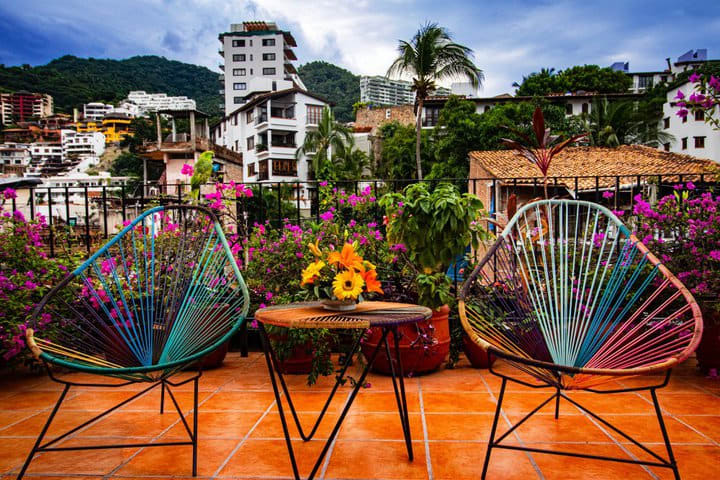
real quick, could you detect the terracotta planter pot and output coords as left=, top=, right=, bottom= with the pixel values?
left=269, top=336, right=331, bottom=375
left=361, top=304, right=450, bottom=375
left=462, top=333, right=496, bottom=369
left=696, top=308, right=720, bottom=374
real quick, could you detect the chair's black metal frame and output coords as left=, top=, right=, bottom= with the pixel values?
left=258, top=322, right=413, bottom=480
left=16, top=362, right=202, bottom=480
left=482, top=362, right=680, bottom=480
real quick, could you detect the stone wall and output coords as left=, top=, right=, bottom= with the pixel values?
left=354, top=105, right=415, bottom=131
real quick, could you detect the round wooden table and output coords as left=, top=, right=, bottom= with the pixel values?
left=255, top=301, right=432, bottom=480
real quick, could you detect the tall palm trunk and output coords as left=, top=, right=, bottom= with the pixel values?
left=415, top=96, right=424, bottom=180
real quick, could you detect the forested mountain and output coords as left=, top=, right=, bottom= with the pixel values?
left=298, top=61, right=359, bottom=122
left=0, top=55, right=223, bottom=117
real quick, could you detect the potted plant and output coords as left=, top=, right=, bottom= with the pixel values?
left=633, top=185, right=720, bottom=374
left=366, top=182, right=486, bottom=374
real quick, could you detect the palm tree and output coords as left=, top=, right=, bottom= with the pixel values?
left=584, top=97, right=674, bottom=148
left=387, top=23, right=483, bottom=179
left=331, top=138, right=371, bottom=180
left=296, top=106, right=352, bottom=180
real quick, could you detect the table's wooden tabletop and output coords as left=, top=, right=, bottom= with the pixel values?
left=254, top=301, right=432, bottom=329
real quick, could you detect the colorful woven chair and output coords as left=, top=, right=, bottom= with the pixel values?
left=459, top=199, right=702, bottom=480
left=18, top=205, right=249, bottom=479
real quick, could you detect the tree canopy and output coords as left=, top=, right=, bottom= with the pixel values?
left=0, top=55, right=223, bottom=117
left=297, top=61, right=359, bottom=123
left=515, top=65, right=632, bottom=96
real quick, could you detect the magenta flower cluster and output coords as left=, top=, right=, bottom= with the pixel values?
left=674, top=73, right=720, bottom=128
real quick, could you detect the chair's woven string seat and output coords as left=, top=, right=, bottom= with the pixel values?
left=26, top=205, right=249, bottom=382
left=460, top=199, right=703, bottom=390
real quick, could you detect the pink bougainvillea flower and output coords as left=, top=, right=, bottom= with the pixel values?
left=689, top=72, right=702, bottom=83
left=181, top=163, right=194, bottom=176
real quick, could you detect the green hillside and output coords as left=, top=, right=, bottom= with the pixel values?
left=298, top=61, right=359, bottom=122
left=0, top=55, right=223, bottom=117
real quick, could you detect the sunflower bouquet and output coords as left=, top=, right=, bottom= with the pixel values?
left=301, top=240, right=383, bottom=306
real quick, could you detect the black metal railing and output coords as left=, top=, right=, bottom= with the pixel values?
left=1, top=173, right=717, bottom=258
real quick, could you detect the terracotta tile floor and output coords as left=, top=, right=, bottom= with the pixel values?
left=1, top=352, right=719, bottom=479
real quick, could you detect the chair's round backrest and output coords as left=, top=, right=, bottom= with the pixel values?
left=28, top=205, right=249, bottom=380
left=459, top=199, right=702, bottom=388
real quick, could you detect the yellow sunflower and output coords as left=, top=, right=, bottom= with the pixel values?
left=301, top=260, right=325, bottom=286
left=332, top=269, right=365, bottom=300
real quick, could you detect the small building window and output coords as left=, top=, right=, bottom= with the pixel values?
left=484, top=105, right=491, bottom=113
left=246, top=110, right=254, bottom=123
left=663, top=142, right=671, bottom=152
left=695, top=110, right=704, bottom=121
left=262, top=38, right=276, bottom=46
left=262, top=53, right=276, bottom=61
left=232, top=39, right=245, bottom=47
left=233, top=68, right=246, bottom=76
left=233, top=96, right=244, bottom=104
left=248, top=163, right=256, bottom=175
left=694, top=136, right=705, bottom=148
left=581, top=103, right=589, bottom=114
left=660, top=75, right=668, bottom=83
left=663, top=117, right=670, bottom=129
left=246, top=136, right=255, bottom=150
left=232, top=54, right=246, bottom=62
left=263, top=67, right=276, bottom=75
left=681, top=137, right=688, bottom=149
left=682, top=114, right=687, bottom=123
left=233, top=83, right=247, bottom=91
left=565, top=103, right=573, bottom=115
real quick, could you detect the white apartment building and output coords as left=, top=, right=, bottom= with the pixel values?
left=218, top=21, right=306, bottom=113
left=211, top=88, right=329, bottom=190
left=124, top=91, right=196, bottom=115
left=0, top=142, right=32, bottom=168
left=30, top=143, right=64, bottom=163
left=612, top=49, right=713, bottom=93
left=83, top=102, right=115, bottom=121
left=360, top=76, right=414, bottom=105
left=61, top=130, right=106, bottom=158
left=661, top=81, right=719, bottom=163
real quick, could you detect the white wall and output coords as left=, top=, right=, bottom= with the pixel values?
left=662, top=83, right=719, bottom=162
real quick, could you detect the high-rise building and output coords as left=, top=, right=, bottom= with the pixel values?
left=218, top=21, right=306, bottom=113
left=0, top=92, right=53, bottom=126
left=359, top=76, right=414, bottom=105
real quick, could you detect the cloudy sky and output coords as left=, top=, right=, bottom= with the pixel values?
left=1, top=0, right=719, bottom=96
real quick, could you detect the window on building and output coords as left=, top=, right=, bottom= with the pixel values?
left=682, top=114, right=687, bottom=123
left=262, top=38, right=276, bottom=46
left=423, top=106, right=441, bottom=127
left=249, top=54, right=253, bottom=61
left=660, top=75, right=668, bottom=83
left=638, top=76, right=653, bottom=89
left=694, top=136, right=706, bottom=148
left=663, top=142, right=671, bottom=152
left=246, top=110, right=254, bottom=123
left=233, top=83, right=247, bottom=90
left=262, top=53, right=276, bottom=61
left=306, top=105, right=323, bottom=125
left=663, top=117, right=670, bottom=129
left=248, top=163, right=256, bottom=176
left=681, top=137, right=688, bottom=149
left=232, top=54, right=246, bottom=62
left=233, top=68, right=246, bottom=76
left=250, top=69, right=253, bottom=75
left=233, top=96, right=244, bottom=104
left=565, top=103, right=573, bottom=115
left=263, top=67, right=276, bottom=75
left=247, top=136, right=255, bottom=150
left=695, top=110, right=704, bottom=121
left=234, top=140, right=239, bottom=151
left=232, top=39, right=245, bottom=47
left=581, top=103, right=589, bottom=114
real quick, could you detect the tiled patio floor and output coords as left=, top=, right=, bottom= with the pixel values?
left=1, top=352, right=719, bottom=479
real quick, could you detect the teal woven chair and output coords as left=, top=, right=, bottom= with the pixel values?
left=18, top=205, right=249, bottom=479
left=460, top=199, right=703, bottom=479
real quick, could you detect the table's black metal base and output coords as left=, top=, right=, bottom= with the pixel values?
left=259, top=323, right=413, bottom=480
left=16, top=366, right=201, bottom=480
left=482, top=366, right=680, bottom=479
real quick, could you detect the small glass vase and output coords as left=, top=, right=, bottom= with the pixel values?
left=320, top=298, right=358, bottom=311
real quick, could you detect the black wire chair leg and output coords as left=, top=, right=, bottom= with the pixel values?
left=651, top=388, right=680, bottom=480
left=160, top=380, right=166, bottom=414
left=259, top=323, right=301, bottom=480
left=192, top=375, right=199, bottom=477
left=555, top=387, right=561, bottom=419
left=385, top=326, right=413, bottom=460
left=16, top=383, right=71, bottom=480
left=482, top=377, right=506, bottom=480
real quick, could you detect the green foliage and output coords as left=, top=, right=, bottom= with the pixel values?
left=415, top=273, right=455, bottom=311
left=515, top=65, right=632, bottom=96
left=298, top=61, right=360, bottom=123
left=428, top=96, right=485, bottom=179
left=110, top=152, right=143, bottom=177
left=190, top=151, right=214, bottom=198
left=296, top=106, right=353, bottom=179
left=583, top=96, right=673, bottom=148
left=377, top=122, right=433, bottom=179
left=0, top=55, right=223, bottom=117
